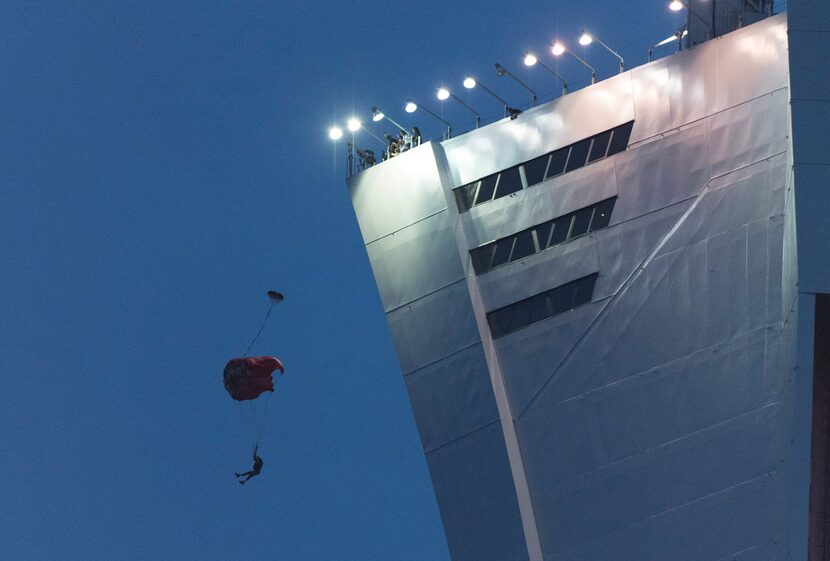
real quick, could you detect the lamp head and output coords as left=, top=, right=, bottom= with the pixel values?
left=579, top=31, right=593, bottom=46
left=495, top=63, right=506, bottom=77
left=523, top=53, right=538, bottom=66
left=437, top=87, right=450, bottom=100
left=551, top=42, right=566, bottom=56
left=328, top=126, right=343, bottom=140
left=463, top=76, right=476, bottom=89
left=669, top=0, right=684, bottom=11
left=405, top=101, right=417, bottom=113
left=371, top=106, right=384, bottom=122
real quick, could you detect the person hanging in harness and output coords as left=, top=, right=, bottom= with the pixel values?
left=235, top=446, right=264, bottom=485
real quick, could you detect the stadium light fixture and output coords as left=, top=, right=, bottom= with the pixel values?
left=405, top=99, right=452, bottom=139
left=523, top=52, right=568, bottom=95
left=579, top=30, right=624, bottom=73
left=551, top=41, right=596, bottom=85
left=668, top=0, right=713, bottom=38
left=462, top=75, right=514, bottom=118
left=370, top=105, right=411, bottom=136
left=436, top=87, right=480, bottom=128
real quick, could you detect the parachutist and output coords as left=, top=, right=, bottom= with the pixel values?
left=235, top=448, right=264, bottom=485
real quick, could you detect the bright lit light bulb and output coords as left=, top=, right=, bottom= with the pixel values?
left=372, top=110, right=384, bottom=122
left=436, top=87, right=450, bottom=100
left=669, top=0, right=683, bottom=11
left=523, top=53, right=537, bottom=66
left=551, top=42, right=566, bottom=56
left=463, top=77, right=476, bottom=89
left=579, top=32, right=593, bottom=46
left=328, top=126, right=343, bottom=140
left=405, top=101, right=417, bottom=113
left=347, top=118, right=361, bottom=132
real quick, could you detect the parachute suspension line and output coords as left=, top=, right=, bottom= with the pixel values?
left=242, top=304, right=274, bottom=358
left=252, top=391, right=275, bottom=450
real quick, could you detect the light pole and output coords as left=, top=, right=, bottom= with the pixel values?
left=523, top=52, right=568, bottom=96
left=578, top=30, right=625, bottom=73
left=551, top=41, right=596, bottom=85
left=463, top=75, right=520, bottom=119
left=371, top=106, right=412, bottom=136
left=670, top=0, right=714, bottom=39
left=495, top=63, right=537, bottom=106
left=405, top=100, right=452, bottom=139
left=437, top=87, right=481, bottom=129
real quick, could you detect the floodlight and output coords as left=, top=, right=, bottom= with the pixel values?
left=347, top=118, right=361, bottom=132
left=550, top=41, right=596, bottom=84
left=668, top=0, right=713, bottom=37
left=328, top=126, right=343, bottom=140
left=406, top=99, right=452, bottom=139
left=461, top=75, right=513, bottom=119
left=579, top=29, right=624, bottom=73
left=370, top=106, right=410, bottom=136
left=656, top=28, right=689, bottom=47
left=524, top=52, right=568, bottom=95
left=436, top=87, right=480, bottom=128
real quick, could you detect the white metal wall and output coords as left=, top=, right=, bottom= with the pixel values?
left=348, top=13, right=808, bottom=561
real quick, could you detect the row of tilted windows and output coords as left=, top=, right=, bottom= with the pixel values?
left=470, top=197, right=616, bottom=276
left=453, top=120, right=634, bottom=213
left=487, top=274, right=599, bottom=339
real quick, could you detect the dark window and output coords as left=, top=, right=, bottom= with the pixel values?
left=588, top=130, right=613, bottom=162
left=566, top=138, right=592, bottom=172
left=510, top=298, right=537, bottom=332
left=569, top=207, right=594, bottom=239
left=510, top=230, right=535, bottom=262
left=487, top=273, right=599, bottom=338
left=488, top=307, right=513, bottom=339
left=589, top=198, right=616, bottom=231
left=533, top=221, right=554, bottom=251
left=607, top=121, right=634, bottom=156
left=452, top=122, right=634, bottom=214
left=523, top=155, right=550, bottom=186
left=549, top=216, right=570, bottom=246
left=529, top=294, right=550, bottom=324
left=455, top=182, right=478, bottom=212
left=490, top=238, right=513, bottom=269
left=470, top=245, right=494, bottom=275
left=547, top=148, right=569, bottom=178
left=494, top=166, right=523, bottom=200
left=573, top=274, right=598, bottom=307
left=468, top=198, right=617, bottom=275
left=475, top=174, right=498, bottom=205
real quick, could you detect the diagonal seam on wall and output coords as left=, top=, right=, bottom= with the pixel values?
left=516, top=150, right=789, bottom=420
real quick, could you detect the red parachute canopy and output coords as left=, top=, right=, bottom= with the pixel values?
left=223, top=356, right=285, bottom=401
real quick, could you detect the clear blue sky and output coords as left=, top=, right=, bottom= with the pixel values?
left=0, top=2, right=717, bottom=560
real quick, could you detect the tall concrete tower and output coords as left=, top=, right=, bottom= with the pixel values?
left=346, top=7, right=829, bottom=561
